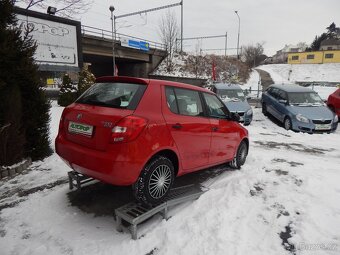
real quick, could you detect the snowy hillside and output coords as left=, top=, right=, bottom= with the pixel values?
left=152, top=53, right=250, bottom=83
left=0, top=102, right=339, bottom=255
left=256, top=64, right=340, bottom=100
left=257, top=63, right=340, bottom=84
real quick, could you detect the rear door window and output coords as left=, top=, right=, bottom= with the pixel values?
left=76, top=82, right=146, bottom=110
left=165, top=87, right=204, bottom=116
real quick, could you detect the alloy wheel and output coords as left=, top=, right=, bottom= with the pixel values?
left=148, top=164, right=172, bottom=199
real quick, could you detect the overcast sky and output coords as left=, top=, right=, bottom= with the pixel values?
left=19, top=0, right=340, bottom=56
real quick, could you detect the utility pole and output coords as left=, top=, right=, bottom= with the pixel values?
left=180, top=0, right=183, bottom=52
left=114, top=2, right=182, bottom=54
left=225, top=32, right=227, bottom=56
left=109, top=6, right=116, bottom=76
left=235, top=11, right=240, bottom=59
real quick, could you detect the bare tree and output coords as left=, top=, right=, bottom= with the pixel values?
left=242, top=42, right=265, bottom=68
left=158, top=10, right=179, bottom=72
left=15, top=0, right=93, bottom=18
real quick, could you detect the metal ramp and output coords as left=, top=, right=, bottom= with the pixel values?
left=115, top=184, right=206, bottom=240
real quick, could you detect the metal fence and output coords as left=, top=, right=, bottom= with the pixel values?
left=81, top=25, right=166, bottom=51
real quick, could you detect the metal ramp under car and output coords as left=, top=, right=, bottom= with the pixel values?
left=115, top=184, right=207, bottom=240
left=67, top=171, right=207, bottom=240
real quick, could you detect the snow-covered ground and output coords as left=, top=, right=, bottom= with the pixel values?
left=257, top=64, right=340, bottom=100
left=241, top=70, right=262, bottom=98
left=0, top=102, right=339, bottom=255
left=257, top=63, right=340, bottom=84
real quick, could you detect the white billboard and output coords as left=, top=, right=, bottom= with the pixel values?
left=16, top=14, right=79, bottom=69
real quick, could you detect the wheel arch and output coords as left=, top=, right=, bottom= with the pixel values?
left=146, top=149, right=180, bottom=177
left=242, top=137, right=249, bottom=149
left=283, top=115, right=294, bottom=130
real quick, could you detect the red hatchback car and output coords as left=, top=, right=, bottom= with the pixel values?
left=55, top=76, right=249, bottom=205
left=327, top=88, right=340, bottom=118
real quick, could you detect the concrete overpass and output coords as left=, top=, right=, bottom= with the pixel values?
left=81, top=26, right=167, bottom=78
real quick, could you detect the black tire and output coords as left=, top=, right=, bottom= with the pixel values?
left=262, top=102, right=268, bottom=116
left=133, top=156, right=174, bottom=207
left=230, top=140, right=248, bottom=169
left=284, top=116, right=292, bottom=130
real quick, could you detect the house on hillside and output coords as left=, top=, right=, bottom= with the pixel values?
left=288, top=50, right=340, bottom=64
left=319, top=39, right=340, bottom=51
left=271, top=44, right=308, bottom=63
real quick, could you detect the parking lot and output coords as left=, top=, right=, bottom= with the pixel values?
left=0, top=103, right=339, bottom=255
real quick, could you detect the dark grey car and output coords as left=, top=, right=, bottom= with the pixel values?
left=212, top=83, right=253, bottom=125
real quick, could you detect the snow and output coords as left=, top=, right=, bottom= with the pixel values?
left=241, top=70, right=262, bottom=98
left=257, top=64, right=340, bottom=100
left=152, top=53, right=208, bottom=79
left=0, top=102, right=340, bottom=255
left=257, top=63, right=340, bottom=84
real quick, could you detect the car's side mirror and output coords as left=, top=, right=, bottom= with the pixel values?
left=230, top=112, right=240, bottom=122
left=278, top=99, right=288, bottom=104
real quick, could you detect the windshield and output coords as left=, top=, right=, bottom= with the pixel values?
left=76, top=82, right=145, bottom=109
left=288, top=92, right=324, bottom=106
left=218, top=89, right=245, bottom=102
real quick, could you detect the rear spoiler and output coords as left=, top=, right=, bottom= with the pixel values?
left=96, top=76, right=149, bottom=85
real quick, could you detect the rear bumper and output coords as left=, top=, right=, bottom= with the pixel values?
left=55, top=134, right=145, bottom=186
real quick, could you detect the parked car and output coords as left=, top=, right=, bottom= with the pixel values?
left=261, top=84, right=338, bottom=133
left=212, top=83, right=253, bottom=125
left=327, top=88, right=340, bottom=119
left=56, top=76, right=249, bottom=206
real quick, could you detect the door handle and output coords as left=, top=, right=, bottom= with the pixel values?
left=212, top=126, right=218, bottom=131
left=172, top=123, right=182, bottom=129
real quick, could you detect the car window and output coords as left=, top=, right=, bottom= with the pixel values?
left=203, top=93, right=229, bottom=119
left=165, top=87, right=178, bottom=113
left=218, top=89, right=245, bottom=102
left=166, top=87, right=204, bottom=116
left=277, top=90, right=287, bottom=100
left=76, top=82, right=145, bottom=110
left=288, top=92, right=324, bottom=106
left=269, top=88, right=279, bottom=99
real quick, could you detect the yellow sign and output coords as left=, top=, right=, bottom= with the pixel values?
left=47, top=78, right=54, bottom=85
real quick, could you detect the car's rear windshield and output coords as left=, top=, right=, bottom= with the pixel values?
left=76, top=82, right=146, bottom=110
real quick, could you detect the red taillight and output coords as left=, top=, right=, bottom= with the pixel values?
left=110, top=116, right=148, bottom=143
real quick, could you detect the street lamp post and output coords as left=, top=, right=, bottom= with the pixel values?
left=109, top=5, right=116, bottom=76
left=234, top=10, right=240, bottom=59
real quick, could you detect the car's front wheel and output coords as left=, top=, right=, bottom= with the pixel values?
left=230, top=140, right=248, bottom=169
left=133, top=156, right=174, bottom=207
left=284, top=116, right=292, bottom=130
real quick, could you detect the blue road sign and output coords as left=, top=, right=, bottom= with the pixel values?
left=128, top=39, right=140, bottom=49
left=127, top=39, right=149, bottom=51
left=139, top=41, right=149, bottom=51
